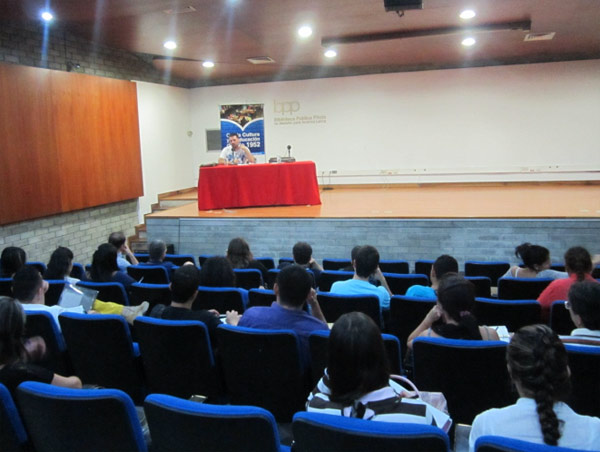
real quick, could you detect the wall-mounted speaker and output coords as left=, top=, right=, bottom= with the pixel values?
left=384, top=0, right=423, bottom=12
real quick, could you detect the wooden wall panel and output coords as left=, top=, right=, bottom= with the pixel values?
left=0, top=64, right=143, bottom=225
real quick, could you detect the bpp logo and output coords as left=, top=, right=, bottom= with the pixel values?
left=274, top=100, right=300, bottom=115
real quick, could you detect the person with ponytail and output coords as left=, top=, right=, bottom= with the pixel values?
left=538, top=246, right=599, bottom=321
left=503, top=243, right=567, bottom=279
left=407, top=273, right=499, bottom=349
left=469, top=324, right=600, bottom=450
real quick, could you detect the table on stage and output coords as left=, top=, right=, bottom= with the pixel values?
left=197, top=161, right=322, bottom=210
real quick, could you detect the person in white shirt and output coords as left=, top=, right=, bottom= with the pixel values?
left=218, top=133, right=256, bottom=165
left=108, top=231, right=138, bottom=272
left=469, top=324, right=600, bottom=451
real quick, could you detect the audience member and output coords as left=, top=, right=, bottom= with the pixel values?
left=0, top=246, right=26, bottom=277
left=307, top=312, right=445, bottom=427
left=560, top=281, right=600, bottom=346
left=226, top=237, right=268, bottom=286
left=538, top=246, right=599, bottom=321
left=407, top=273, right=499, bottom=349
left=14, top=266, right=147, bottom=326
left=0, top=296, right=82, bottom=395
left=469, top=324, right=600, bottom=450
left=278, top=241, right=323, bottom=287
left=226, top=264, right=328, bottom=367
left=406, top=254, right=458, bottom=299
left=90, top=243, right=136, bottom=289
left=140, top=239, right=180, bottom=276
left=108, top=232, right=138, bottom=271
left=44, top=246, right=79, bottom=284
left=503, top=243, right=567, bottom=279
left=341, top=245, right=362, bottom=272
left=330, top=245, right=392, bottom=310
left=149, top=265, right=221, bottom=343
left=199, top=256, right=236, bottom=287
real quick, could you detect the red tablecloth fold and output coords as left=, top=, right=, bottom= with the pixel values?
left=198, top=161, right=321, bottom=210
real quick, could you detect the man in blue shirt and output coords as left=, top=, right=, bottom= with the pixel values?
left=330, top=245, right=392, bottom=310
left=406, top=254, right=458, bottom=299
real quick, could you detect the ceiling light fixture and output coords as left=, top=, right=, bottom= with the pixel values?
left=459, top=9, right=476, bottom=20
left=324, top=49, right=337, bottom=58
left=298, top=25, right=313, bottom=38
left=41, top=11, right=54, bottom=22
left=462, top=37, right=476, bottom=46
left=202, top=61, right=215, bottom=68
left=163, top=40, right=177, bottom=50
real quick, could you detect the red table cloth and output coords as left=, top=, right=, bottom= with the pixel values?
left=198, top=161, right=321, bottom=210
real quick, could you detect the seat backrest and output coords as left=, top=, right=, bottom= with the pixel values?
left=388, top=295, right=437, bottom=359
left=465, top=276, right=492, bottom=298
left=164, top=254, right=196, bottom=266
left=379, top=259, right=410, bottom=274
left=248, top=288, right=277, bottom=308
left=17, top=381, right=147, bottom=452
left=43, top=280, right=67, bottom=306
left=129, top=282, right=171, bottom=312
left=69, top=262, right=86, bottom=280
left=497, top=278, right=553, bottom=300
left=255, top=257, right=275, bottom=270
left=216, top=324, right=308, bottom=422
left=27, top=261, right=47, bottom=274
left=412, top=337, right=515, bottom=425
left=76, top=280, right=129, bottom=305
left=316, top=292, right=381, bottom=327
left=473, top=298, right=541, bottom=332
left=278, top=257, right=294, bottom=266
left=549, top=301, right=575, bottom=335
left=565, top=344, right=600, bottom=417
left=0, top=277, right=13, bottom=296
left=322, top=258, right=352, bottom=271
left=198, top=254, right=215, bottom=266
left=414, top=260, right=434, bottom=279
left=0, top=383, right=28, bottom=452
left=318, top=270, right=354, bottom=292
left=308, top=330, right=403, bottom=386
left=134, top=253, right=150, bottom=263
left=266, top=269, right=280, bottom=288
left=193, top=286, right=247, bottom=313
left=134, top=316, right=216, bottom=399
left=127, top=265, right=170, bottom=284
left=464, top=261, right=511, bottom=286
left=58, top=312, right=144, bottom=403
left=385, top=273, right=429, bottom=295
left=292, top=411, right=450, bottom=452
left=474, top=435, right=583, bottom=452
left=233, top=268, right=263, bottom=289
left=25, top=310, right=69, bottom=375
left=144, top=394, right=283, bottom=452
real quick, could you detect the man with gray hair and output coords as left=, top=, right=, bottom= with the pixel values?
left=140, top=239, right=183, bottom=277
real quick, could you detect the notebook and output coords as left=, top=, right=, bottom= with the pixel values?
left=58, top=284, right=98, bottom=312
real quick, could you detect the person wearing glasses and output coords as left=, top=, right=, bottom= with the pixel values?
left=560, top=281, right=600, bottom=346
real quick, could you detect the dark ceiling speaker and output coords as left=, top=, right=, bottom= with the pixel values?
left=384, top=0, right=423, bottom=12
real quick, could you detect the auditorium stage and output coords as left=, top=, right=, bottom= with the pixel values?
left=149, top=182, right=600, bottom=219
left=145, top=183, right=600, bottom=267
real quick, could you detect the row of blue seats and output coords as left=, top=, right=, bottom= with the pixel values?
left=3, top=380, right=567, bottom=452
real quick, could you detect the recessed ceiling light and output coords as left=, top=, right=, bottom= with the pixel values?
left=459, top=9, right=476, bottom=20
left=41, top=11, right=54, bottom=22
left=163, top=40, right=177, bottom=50
left=462, top=37, right=476, bottom=47
left=324, top=49, right=337, bottom=58
left=298, top=25, right=313, bottom=38
left=202, top=61, right=215, bottom=68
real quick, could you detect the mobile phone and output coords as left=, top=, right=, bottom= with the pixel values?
left=189, top=394, right=207, bottom=403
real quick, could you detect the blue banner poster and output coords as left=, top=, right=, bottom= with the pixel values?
left=220, top=104, right=265, bottom=155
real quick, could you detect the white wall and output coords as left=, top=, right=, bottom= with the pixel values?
left=136, top=82, right=194, bottom=221
left=189, top=60, right=600, bottom=184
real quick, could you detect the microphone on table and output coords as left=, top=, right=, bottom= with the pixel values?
left=287, top=145, right=292, bottom=158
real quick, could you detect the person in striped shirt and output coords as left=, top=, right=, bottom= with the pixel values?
left=307, top=312, right=442, bottom=426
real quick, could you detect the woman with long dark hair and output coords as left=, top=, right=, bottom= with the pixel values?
left=0, top=246, right=27, bottom=278
left=226, top=237, right=268, bottom=286
left=199, top=256, right=236, bottom=287
left=307, top=312, right=441, bottom=425
left=44, top=246, right=77, bottom=282
left=90, top=243, right=135, bottom=288
left=469, top=324, right=600, bottom=450
left=503, top=243, right=567, bottom=279
left=0, top=296, right=81, bottom=395
left=407, top=273, right=499, bottom=348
